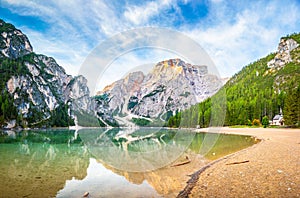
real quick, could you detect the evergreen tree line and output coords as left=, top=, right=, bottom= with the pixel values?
left=74, top=111, right=102, bottom=127
left=284, top=86, right=300, bottom=126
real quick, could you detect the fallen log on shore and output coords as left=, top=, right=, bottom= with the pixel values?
left=226, top=160, right=249, bottom=165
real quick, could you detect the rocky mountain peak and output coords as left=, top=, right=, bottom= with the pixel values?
left=0, top=19, right=33, bottom=59
left=267, top=38, right=299, bottom=70
left=152, top=58, right=208, bottom=76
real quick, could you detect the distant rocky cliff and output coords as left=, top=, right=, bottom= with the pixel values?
left=264, top=36, right=300, bottom=94
left=95, top=59, right=222, bottom=126
left=267, top=38, right=299, bottom=70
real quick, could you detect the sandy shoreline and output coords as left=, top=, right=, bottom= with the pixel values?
left=178, top=127, right=300, bottom=197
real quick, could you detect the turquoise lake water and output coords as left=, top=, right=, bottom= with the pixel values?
left=0, top=128, right=256, bottom=197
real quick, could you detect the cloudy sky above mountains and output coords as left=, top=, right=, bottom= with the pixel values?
left=1, top=0, right=300, bottom=89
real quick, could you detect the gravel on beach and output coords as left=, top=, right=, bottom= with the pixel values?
left=186, top=128, right=300, bottom=198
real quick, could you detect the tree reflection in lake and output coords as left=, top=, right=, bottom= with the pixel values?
left=0, top=129, right=90, bottom=198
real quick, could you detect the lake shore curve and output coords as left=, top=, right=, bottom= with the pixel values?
left=179, top=127, right=300, bottom=197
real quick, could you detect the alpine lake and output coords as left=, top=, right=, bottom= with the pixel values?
left=0, top=128, right=258, bottom=197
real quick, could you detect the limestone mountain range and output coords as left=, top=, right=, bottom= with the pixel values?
left=95, top=59, right=222, bottom=126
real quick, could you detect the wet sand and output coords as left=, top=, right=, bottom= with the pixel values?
left=180, top=127, right=300, bottom=198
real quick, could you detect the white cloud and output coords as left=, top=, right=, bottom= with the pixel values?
left=124, top=0, right=174, bottom=25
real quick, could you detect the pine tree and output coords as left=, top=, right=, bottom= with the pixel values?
left=284, top=85, right=300, bottom=127
left=262, top=116, right=269, bottom=128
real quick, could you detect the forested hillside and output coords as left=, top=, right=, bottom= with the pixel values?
left=0, top=19, right=93, bottom=128
left=167, top=34, right=300, bottom=128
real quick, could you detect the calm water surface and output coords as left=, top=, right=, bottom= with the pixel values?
left=0, top=128, right=257, bottom=197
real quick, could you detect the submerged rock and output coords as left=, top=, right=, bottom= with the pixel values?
left=83, top=191, right=89, bottom=197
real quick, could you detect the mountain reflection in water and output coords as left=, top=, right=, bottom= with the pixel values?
left=78, top=128, right=196, bottom=172
left=0, top=128, right=256, bottom=197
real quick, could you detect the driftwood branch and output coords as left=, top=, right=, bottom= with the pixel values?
left=177, top=157, right=225, bottom=198
left=171, top=160, right=191, bottom=167
left=226, top=160, right=249, bottom=165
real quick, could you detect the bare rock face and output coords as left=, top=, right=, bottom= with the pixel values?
left=0, top=19, right=33, bottom=58
left=267, top=38, right=299, bottom=69
left=6, top=53, right=92, bottom=119
left=97, top=71, right=145, bottom=115
left=265, top=36, right=300, bottom=94
left=96, top=59, right=222, bottom=124
left=65, top=75, right=93, bottom=113
left=6, top=54, right=69, bottom=117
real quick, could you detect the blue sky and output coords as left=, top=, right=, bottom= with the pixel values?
left=1, top=0, right=300, bottom=91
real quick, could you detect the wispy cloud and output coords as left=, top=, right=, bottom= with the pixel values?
left=124, top=0, right=174, bottom=25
